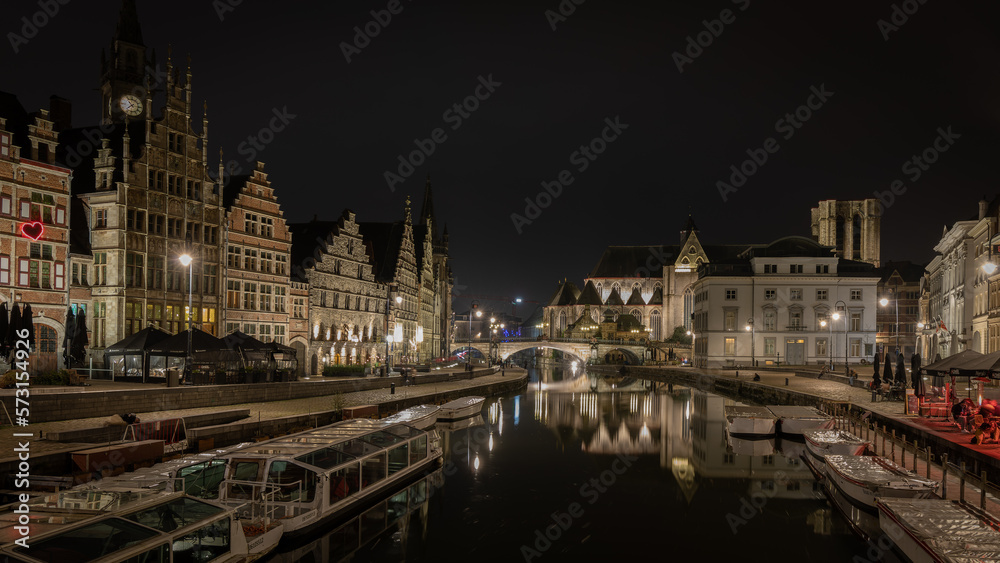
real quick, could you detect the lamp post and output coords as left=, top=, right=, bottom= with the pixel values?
left=744, top=318, right=755, bottom=368
left=821, top=317, right=834, bottom=370
left=879, top=284, right=900, bottom=351
left=385, top=285, right=401, bottom=376
left=469, top=300, right=479, bottom=371
left=178, top=253, right=194, bottom=382
left=835, top=300, right=847, bottom=375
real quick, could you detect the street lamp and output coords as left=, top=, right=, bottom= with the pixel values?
left=178, top=253, right=194, bottom=382
left=880, top=284, right=900, bottom=352
left=384, top=285, right=400, bottom=376
left=745, top=318, right=754, bottom=368
left=821, top=316, right=835, bottom=371
left=469, top=300, right=479, bottom=371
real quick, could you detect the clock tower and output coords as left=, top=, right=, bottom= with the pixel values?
left=100, top=0, right=148, bottom=123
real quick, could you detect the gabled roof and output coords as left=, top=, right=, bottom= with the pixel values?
left=626, top=289, right=646, bottom=306
left=359, top=221, right=406, bottom=283
left=589, top=246, right=676, bottom=278
left=616, top=314, right=643, bottom=331
left=648, top=286, right=663, bottom=305
left=576, top=281, right=603, bottom=306
left=606, top=287, right=624, bottom=306
left=547, top=281, right=580, bottom=307
left=878, top=261, right=926, bottom=284
left=749, top=236, right=834, bottom=258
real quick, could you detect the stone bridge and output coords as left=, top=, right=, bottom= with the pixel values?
left=451, top=337, right=651, bottom=364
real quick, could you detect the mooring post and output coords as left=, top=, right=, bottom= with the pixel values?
left=926, top=446, right=932, bottom=479
left=981, top=471, right=988, bottom=510
left=942, top=454, right=949, bottom=499
left=960, top=461, right=966, bottom=503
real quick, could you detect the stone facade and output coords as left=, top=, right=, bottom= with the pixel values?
left=810, top=199, right=881, bottom=266
left=222, top=162, right=292, bottom=344
left=875, top=261, right=924, bottom=358
left=0, top=104, right=73, bottom=374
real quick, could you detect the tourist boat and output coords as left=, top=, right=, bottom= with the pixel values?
left=877, top=498, right=1000, bottom=563
left=0, top=489, right=282, bottom=562
left=825, top=454, right=939, bottom=510
left=381, top=404, right=440, bottom=430
left=804, top=429, right=869, bottom=470
left=436, top=414, right=485, bottom=432
left=726, top=428, right=775, bottom=456
left=766, top=405, right=835, bottom=435
left=724, top=405, right=777, bottom=437
left=214, top=418, right=442, bottom=537
left=438, top=396, right=485, bottom=420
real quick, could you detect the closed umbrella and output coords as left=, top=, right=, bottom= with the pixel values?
left=872, top=352, right=880, bottom=379
left=72, top=308, right=88, bottom=365
left=911, top=353, right=924, bottom=396
left=63, top=308, right=76, bottom=367
left=895, top=351, right=906, bottom=389
left=6, top=304, right=21, bottom=359
left=883, top=352, right=894, bottom=385
left=0, top=302, right=8, bottom=359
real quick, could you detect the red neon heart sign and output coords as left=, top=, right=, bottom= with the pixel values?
left=20, top=222, right=44, bottom=241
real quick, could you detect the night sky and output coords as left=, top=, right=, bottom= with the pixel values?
left=5, top=1, right=1000, bottom=316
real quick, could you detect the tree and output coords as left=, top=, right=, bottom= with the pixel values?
left=667, top=326, right=692, bottom=345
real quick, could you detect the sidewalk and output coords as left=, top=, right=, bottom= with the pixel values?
left=0, top=367, right=525, bottom=462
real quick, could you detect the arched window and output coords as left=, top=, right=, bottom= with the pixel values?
left=632, top=282, right=642, bottom=298
left=558, top=311, right=567, bottom=334
left=629, top=309, right=643, bottom=325
left=611, top=282, right=621, bottom=297
left=650, top=310, right=662, bottom=340
left=591, top=308, right=601, bottom=323
left=853, top=215, right=862, bottom=258
left=596, top=282, right=603, bottom=300
left=836, top=216, right=846, bottom=255
left=683, top=288, right=693, bottom=330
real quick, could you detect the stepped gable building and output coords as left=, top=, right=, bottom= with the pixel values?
left=0, top=92, right=74, bottom=373
left=290, top=210, right=387, bottom=375
left=69, top=5, right=227, bottom=370
left=416, top=176, right=453, bottom=362
left=222, top=162, right=292, bottom=346
left=875, top=260, right=924, bottom=358
left=810, top=199, right=881, bottom=266
left=691, top=236, right=879, bottom=368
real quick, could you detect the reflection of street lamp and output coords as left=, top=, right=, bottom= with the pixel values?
left=745, top=318, right=754, bottom=367
left=179, top=253, right=193, bottom=381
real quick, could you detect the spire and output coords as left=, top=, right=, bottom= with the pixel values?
left=420, top=174, right=436, bottom=233
left=114, top=0, right=144, bottom=45
left=681, top=213, right=699, bottom=244
left=404, top=195, right=412, bottom=225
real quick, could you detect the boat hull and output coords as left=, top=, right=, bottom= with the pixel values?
left=438, top=396, right=485, bottom=420
left=767, top=405, right=835, bottom=436
left=804, top=430, right=869, bottom=469
left=727, top=417, right=776, bottom=437
left=825, top=455, right=938, bottom=511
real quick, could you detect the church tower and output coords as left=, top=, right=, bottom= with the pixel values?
left=810, top=199, right=881, bottom=266
left=100, top=0, right=148, bottom=123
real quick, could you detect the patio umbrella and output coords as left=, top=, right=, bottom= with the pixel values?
left=6, top=304, right=21, bottom=358
left=21, top=304, right=33, bottom=352
left=872, top=352, right=880, bottom=378
left=896, top=350, right=906, bottom=389
left=883, top=352, right=894, bottom=384
left=911, top=353, right=923, bottom=394
left=63, top=308, right=76, bottom=367
left=0, top=302, right=8, bottom=359
left=71, top=308, right=88, bottom=364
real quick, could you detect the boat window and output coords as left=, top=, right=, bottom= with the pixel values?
left=232, top=460, right=261, bottom=481
left=361, top=453, right=387, bottom=489
left=385, top=425, right=422, bottom=438
left=179, top=459, right=227, bottom=499
left=267, top=461, right=317, bottom=503
left=409, top=436, right=427, bottom=464
left=295, top=445, right=356, bottom=470
left=228, top=461, right=263, bottom=500
left=14, top=517, right=159, bottom=561
left=123, top=496, right=225, bottom=532
left=339, top=439, right=381, bottom=457
left=172, top=516, right=231, bottom=563
left=360, top=430, right=405, bottom=449
left=387, top=444, right=408, bottom=475
left=329, top=462, right=361, bottom=504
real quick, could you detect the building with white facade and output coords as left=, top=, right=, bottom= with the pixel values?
left=691, top=236, right=879, bottom=369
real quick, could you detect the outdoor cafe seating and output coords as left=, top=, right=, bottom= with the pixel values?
left=919, top=350, right=1000, bottom=424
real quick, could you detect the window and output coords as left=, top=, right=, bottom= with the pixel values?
left=790, top=288, right=802, bottom=300
left=203, top=265, right=217, bottom=295
left=763, top=264, right=777, bottom=273
left=0, top=195, right=10, bottom=215
left=125, top=253, right=143, bottom=288
left=30, top=193, right=54, bottom=224
left=54, top=263, right=64, bottom=289
left=186, top=180, right=201, bottom=200
left=0, top=132, right=9, bottom=157
left=94, top=209, right=107, bottom=228
left=789, top=309, right=802, bottom=329
left=185, top=222, right=201, bottom=242
left=0, top=256, right=10, bottom=285
left=790, top=264, right=803, bottom=274
left=850, top=312, right=861, bottom=332
left=127, top=209, right=145, bottom=231
left=763, top=309, right=776, bottom=331
left=243, top=248, right=256, bottom=271
left=764, top=289, right=776, bottom=300
left=816, top=264, right=829, bottom=274
left=817, top=338, right=827, bottom=356
left=167, top=218, right=181, bottom=237
left=724, top=311, right=736, bottom=331
left=724, top=337, right=736, bottom=356
left=147, top=257, right=163, bottom=290
left=293, top=297, right=305, bottom=319
left=244, top=213, right=257, bottom=235
left=850, top=338, right=861, bottom=357
left=261, top=252, right=273, bottom=274
left=276, top=255, right=287, bottom=276
left=227, top=246, right=240, bottom=268
left=243, top=283, right=256, bottom=310
left=166, top=261, right=182, bottom=291
left=94, top=253, right=107, bottom=285
left=204, top=226, right=217, bottom=245
left=274, top=325, right=286, bottom=344
left=146, top=304, right=162, bottom=330
left=816, top=289, right=828, bottom=301
left=764, top=337, right=776, bottom=355
left=227, top=281, right=240, bottom=309
left=260, top=284, right=272, bottom=312
left=725, top=289, right=737, bottom=300
left=275, top=286, right=286, bottom=313
left=148, top=214, right=164, bottom=235
left=850, top=289, right=862, bottom=301
left=124, top=302, right=143, bottom=336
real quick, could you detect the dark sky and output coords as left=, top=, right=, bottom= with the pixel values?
left=4, top=1, right=1000, bottom=316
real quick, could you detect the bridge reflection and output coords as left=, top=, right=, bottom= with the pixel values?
left=530, top=365, right=823, bottom=503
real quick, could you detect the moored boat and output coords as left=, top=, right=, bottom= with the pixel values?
left=804, top=429, right=869, bottom=469
left=382, top=404, right=440, bottom=430
left=877, top=498, right=1000, bottom=563
left=726, top=428, right=775, bottom=456
left=766, top=405, right=835, bottom=435
left=438, top=396, right=485, bottom=420
left=825, top=454, right=939, bottom=510
left=724, top=405, right=777, bottom=437
left=0, top=490, right=282, bottom=563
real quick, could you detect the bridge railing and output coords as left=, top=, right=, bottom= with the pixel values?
left=467, top=337, right=652, bottom=346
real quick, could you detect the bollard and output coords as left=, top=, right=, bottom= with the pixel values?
left=901, top=437, right=906, bottom=469
left=391, top=383, right=395, bottom=395
left=913, top=440, right=918, bottom=472
left=926, top=447, right=932, bottom=479
left=785, top=377, right=789, bottom=386
left=891, top=430, right=896, bottom=463
left=982, top=471, right=988, bottom=510
left=960, top=462, right=966, bottom=503
left=942, top=454, right=949, bottom=499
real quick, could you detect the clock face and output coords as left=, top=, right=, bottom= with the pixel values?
left=119, top=95, right=143, bottom=116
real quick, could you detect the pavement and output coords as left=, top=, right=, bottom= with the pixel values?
left=0, top=366, right=527, bottom=462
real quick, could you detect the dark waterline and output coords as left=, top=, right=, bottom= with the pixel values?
left=264, top=365, right=902, bottom=562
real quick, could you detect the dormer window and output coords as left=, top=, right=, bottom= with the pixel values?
left=0, top=133, right=9, bottom=158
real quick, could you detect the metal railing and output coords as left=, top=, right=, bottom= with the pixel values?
left=821, top=402, right=1000, bottom=515
left=221, top=478, right=305, bottom=519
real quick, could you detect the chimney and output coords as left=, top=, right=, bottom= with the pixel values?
left=49, top=96, right=72, bottom=132
left=980, top=196, right=989, bottom=220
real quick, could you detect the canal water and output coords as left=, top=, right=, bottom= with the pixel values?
left=265, top=364, right=902, bottom=562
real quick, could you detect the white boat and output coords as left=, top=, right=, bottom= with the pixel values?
left=0, top=490, right=282, bottom=562
left=382, top=404, right=440, bottom=430
left=438, top=396, right=485, bottom=420
left=724, top=405, right=777, bottom=437
left=726, top=428, right=775, bottom=455
left=766, top=405, right=835, bottom=435
left=804, top=429, right=869, bottom=469
left=877, top=498, right=1000, bottom=563
left=825, top=454, right=939, bottom=510
left=437, top=414, right=486, bottom=432
left=215, top=418, right=443, bottom=537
